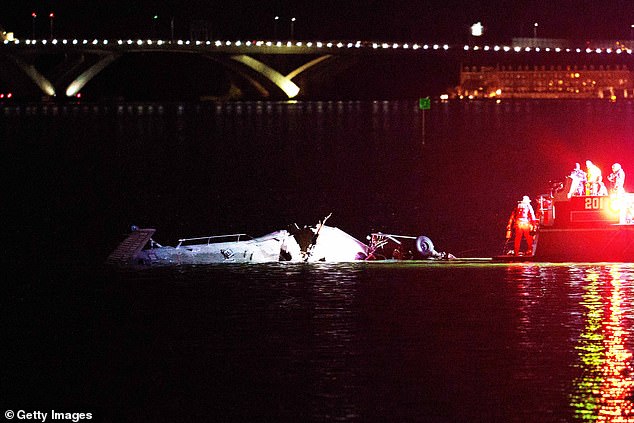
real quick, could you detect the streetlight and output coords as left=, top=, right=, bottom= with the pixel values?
left=470, top=22, right=484, bottom=37
left=49, top=12, right=55, bottom=40
left=631, top=24, right=634, bottom=40
left=31, top=12, right=37, bottom=39
left=152, top=15, right=158, bottom=38
left=290, top=17, right=296, bottom=40
left=533, top=22, right=538, bottom=39
left=274, top=16, right=279, bottom=39
left=469, top=22, right=483, bottom=46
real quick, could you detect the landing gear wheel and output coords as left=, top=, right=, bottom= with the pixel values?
left=415, top=236, right=435, bottom=259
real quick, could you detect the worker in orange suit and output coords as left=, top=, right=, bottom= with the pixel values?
left=507, top=195, right=537, bottom=255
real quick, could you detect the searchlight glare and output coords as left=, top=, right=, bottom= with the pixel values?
left=230, top=55, right=300, bottom=98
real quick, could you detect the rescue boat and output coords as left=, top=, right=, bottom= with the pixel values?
left=495, top=178, right=634, bottom=262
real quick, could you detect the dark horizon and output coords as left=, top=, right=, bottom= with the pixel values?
left=3, top=0, right=634, bottom=44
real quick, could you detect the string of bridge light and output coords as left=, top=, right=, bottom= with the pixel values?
left=463, top=45, right=634, bottom=54
left=3, top=38, right=633, bottom=54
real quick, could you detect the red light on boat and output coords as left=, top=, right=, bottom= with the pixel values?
left=610, top=197, right=622, bottom=213
left=7, top=93, right=12, bottom=98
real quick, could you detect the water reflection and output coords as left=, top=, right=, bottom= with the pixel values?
left=570, top=265, right=634, bottom=421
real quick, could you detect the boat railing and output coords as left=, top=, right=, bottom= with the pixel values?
left=618, top=193, right=634, bottom=225
left=176, top=233, right=250, bottom=248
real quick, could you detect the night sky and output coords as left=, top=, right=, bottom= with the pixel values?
left=3, top=0, right=634, bottom=43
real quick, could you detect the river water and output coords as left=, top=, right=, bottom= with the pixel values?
left=4, top=99, right=634, bottom=422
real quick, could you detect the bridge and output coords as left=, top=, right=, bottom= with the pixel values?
left=1, top=37, right=633, bottom=100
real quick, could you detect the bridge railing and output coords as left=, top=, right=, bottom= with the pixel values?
left=3, top=38, right=632, bottom=55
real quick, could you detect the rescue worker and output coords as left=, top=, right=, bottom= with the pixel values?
left=568, top=162, right=587, bottom=197
left=585, top=160, right=602, bottom=195
left=607, top=163, right=626, bottom=195
left=507, top=195, right=537, bottom=256
left=597, top=180, right=609, bottom=196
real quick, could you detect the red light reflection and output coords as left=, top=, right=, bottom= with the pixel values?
left=570, top=266, right=634, bottom=422
left=596, top=267, right=634, bottom=421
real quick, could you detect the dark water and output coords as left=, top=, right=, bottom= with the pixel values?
left=4, top=100, right=634, bottom=422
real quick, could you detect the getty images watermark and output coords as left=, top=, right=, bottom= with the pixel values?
left=4, top=410, right=93, bottom=422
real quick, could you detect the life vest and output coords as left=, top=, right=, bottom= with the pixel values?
left=515, top=203, right=532, bottom=222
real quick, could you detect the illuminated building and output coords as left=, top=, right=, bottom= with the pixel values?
left=456, top=64, right=633, bottom=99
